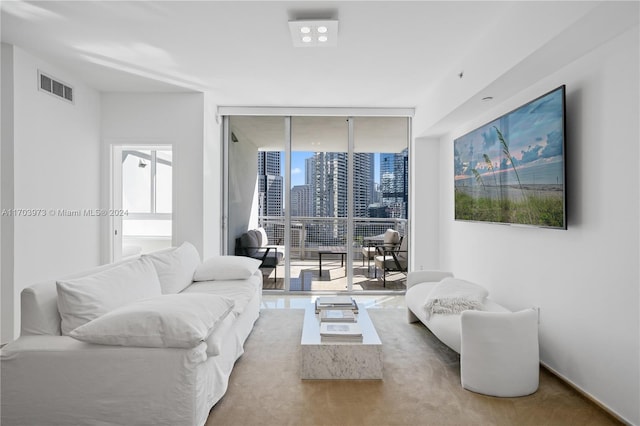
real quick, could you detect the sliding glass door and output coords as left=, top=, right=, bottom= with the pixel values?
left=290, top=117, right=349, bottom=290
left=224, top=113, right=410, bottom=292
left=352, top=118, right=409, bottom=290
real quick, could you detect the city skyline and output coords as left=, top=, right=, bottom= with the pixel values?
left=258, top=149, right=407, bottom=219
left=290, top=151, right=382, bottom=188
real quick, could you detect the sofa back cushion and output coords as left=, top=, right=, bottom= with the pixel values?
left=56, top=257, right=162, bottom=335
left=21, top=281, right=65, bottom=336
left=22, top=257, right=143, bottom=336
left=143, top=242, right=200, bottom=294
left=240, top=230, right=260, bottom=256
left=383, top=228, right=400, bottom=245
left=193, top=255, right=262, bottom=281
left=256, top=227, right=269, bottom=247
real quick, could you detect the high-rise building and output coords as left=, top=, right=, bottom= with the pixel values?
left=309, top=152, right=374, bottom=219
left=305, top=156, right=315, bottom=186
left=380, top=149, right=408, bottom=218
left=353, top=153, right=375, bottom=218
left=310, top=152, right=347, bottom=218
left=257, top=150, right=377, bottom=220
left=290, top=184, right=313, bottom=217
left=257, top=151, right=283, bottom=217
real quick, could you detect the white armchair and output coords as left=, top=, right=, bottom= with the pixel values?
left=460, top=308, right=540, bottom=397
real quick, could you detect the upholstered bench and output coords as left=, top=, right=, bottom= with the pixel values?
left=406, top=270, right=539, bottom=397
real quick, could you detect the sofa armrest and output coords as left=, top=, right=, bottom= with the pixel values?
left=460, top=308, right=539, bottom=397
left=1, top=336, right=208, bottom=425
left=406, top=270, right=453, bottom=289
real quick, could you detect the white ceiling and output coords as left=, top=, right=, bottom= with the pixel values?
left=2, top=1, right=638, bottom=137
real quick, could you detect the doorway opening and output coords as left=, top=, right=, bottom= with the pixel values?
left=111, top=145, right=173, bottom=261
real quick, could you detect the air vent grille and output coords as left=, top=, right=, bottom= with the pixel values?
left=38, top=70, right=74, bottom=104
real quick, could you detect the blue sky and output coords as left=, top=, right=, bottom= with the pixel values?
left=454, top=87, right=564, bottom=176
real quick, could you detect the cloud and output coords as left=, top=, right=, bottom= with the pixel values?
left=482, top=127, right=498, bottom=150
left=292, top=167, right=302, bottom=175
left=540, top=130, right=563, bottom=158
left=516, top=129, right=563, bottom=165
left=520, top=145, right=543, bottom=164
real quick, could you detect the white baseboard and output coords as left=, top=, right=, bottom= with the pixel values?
left=540, top=361, right=631, bottom=425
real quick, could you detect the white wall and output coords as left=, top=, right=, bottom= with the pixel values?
left=202, top=93, right=222, bottom=259
left=416, top=27, right=639, bottom=424
left=1, top=45, right=102, bottom=341
left=101, top=93, right=207, bottom=258
left=410, top=136, right=440, bottom=271
left=1, top=43, right=15, bottom=343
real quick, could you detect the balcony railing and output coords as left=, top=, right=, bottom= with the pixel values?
left=257, top=216, right=407, bottom=260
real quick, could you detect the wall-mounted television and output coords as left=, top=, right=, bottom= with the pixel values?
left=454, top=85, right=566, bottom=229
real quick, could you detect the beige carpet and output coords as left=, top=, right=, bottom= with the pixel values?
left=206, top=309, right=619, bottom=426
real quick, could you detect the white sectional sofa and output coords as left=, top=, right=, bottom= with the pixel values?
left=1, top=243, right=263, bottom=426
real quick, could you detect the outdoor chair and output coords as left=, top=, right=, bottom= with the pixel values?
left=235, top=227, right=285, bottom=284
left=374, top=235, right=408, bottom=287
left=362, top=229, right=401, bottom=273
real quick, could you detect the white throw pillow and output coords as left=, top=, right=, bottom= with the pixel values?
left=424, top=277, right=489, bottom=319
left=144, top=242, right=201, bottom=294
left=70, top=293, right=235, bottom=348
left=56, top=257, right=162, bottom=335
left=193, top=256, right=262, bottom=281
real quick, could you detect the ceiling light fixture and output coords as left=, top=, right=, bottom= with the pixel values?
left=289, top=19, right=338, bottom=47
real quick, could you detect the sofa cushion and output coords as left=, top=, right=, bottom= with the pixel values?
left=256, top=227, right=269, bottom=247
left=21, top=281, right=63, bottom=336
left=194, top=256, right=262, bottom=281
left=240, top=230, right=260, bottom=256
left=56, top=257, right=162, bottom=335
left=383, top=228, right=400, bottom=245
left=144, top=242, right=200, bottom=294
left=181, top=271, right=262, bottom=316
left=69, top=293, right=235, bottom=349
left=255, top=247, right=284, bottom=267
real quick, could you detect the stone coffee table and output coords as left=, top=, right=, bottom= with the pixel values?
left=300, top=302, right=383, bottom=379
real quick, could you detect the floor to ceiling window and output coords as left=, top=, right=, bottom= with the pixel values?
left=224, top=112, right=410, bottom=293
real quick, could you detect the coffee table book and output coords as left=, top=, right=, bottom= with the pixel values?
left=320, top=309, right=356, bottom=322
left=320, top=322, right=363, bottom=342
left=315, top=297, right=359, bottom=314
left=317, top=296, right=353, bottom=306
